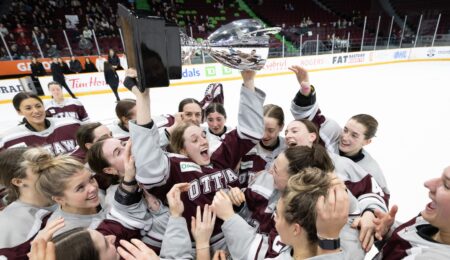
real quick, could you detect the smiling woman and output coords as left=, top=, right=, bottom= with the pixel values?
left=126, top=68, right=265, bottom=252
left=0, top=92, right=81, bottom=155
left=374, top=166, right=450, bottom=259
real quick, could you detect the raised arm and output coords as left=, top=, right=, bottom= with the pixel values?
left=125, top=69, right=171, bottom=189
left=288, top=66, right=341, bottom=153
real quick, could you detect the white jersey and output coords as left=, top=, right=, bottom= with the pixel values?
left=290, top=89, right=389, bottom=202
left=239, top=137, right=286, bottom=187
left=45, top=98, right=89, bottom=123
left=0, top=201, right=56, bottom=248
left=233, top=169, right=365, bottom=260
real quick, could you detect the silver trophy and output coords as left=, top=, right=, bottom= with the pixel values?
left=181, top=19, right=281, bottom=71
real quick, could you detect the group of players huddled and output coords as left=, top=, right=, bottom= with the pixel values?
left=0, top=66, right=449, bottom=260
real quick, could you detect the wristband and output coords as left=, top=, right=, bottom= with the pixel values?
left=317, top=235, right=340, bottom=250
left=121, top=179, right=137, bottom=186
left=196, top=245, right=210, bottom=251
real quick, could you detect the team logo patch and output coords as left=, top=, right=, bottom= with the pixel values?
left=180, top=162, right=202, bottom=173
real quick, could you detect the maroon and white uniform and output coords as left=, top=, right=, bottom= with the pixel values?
left=239, top=137, right=286, bottom=187
left=0, top=118, right=80, bottom=155
left=0, top=185, right=168, bottom=259
left=45, top=98, right=89, bottom=123
left=130, top=86, right=265, bottom=251
left=376, top=215, right=450, bottom=260
left=291, top=88, right=390, bottom=204
left=235, top=169, right=365, bottom=260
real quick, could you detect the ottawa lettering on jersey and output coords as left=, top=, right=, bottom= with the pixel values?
left=188, top=169, right=239, bottom=200
left=51, top=111, right=80, bottom=120
left=41, top=139, right=77, bottom=155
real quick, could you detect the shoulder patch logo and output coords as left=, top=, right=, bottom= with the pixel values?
left=180, top=162, right=202, bottom=173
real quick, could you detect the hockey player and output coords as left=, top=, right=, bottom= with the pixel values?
left=239, top=104, right=286, bottom=187
left=374, top=166, right=450, bottom=259
left=107, top=99, right=137, bottom=141
left=0, top=92, right=80, bottom=155
left=126, top=67, right=265, bottom=252
left=289, top=65, right=389, bottom=200
left=213, top=167, right=348, bottom=260
left=45, top=81, right=89, bottom=123
left=0, top=148, right=56, bottom=248
left=0, top=143, right=166, bottom=258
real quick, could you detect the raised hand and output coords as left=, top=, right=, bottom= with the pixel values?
left=241, top=70, right=256, bottom=91
left=211, top=190, right=234, bottom=221
left=373, top=205, right=398, bottom=241
left=118, top=239, right=159, bottom=260
left=33, top=217, right=65, bottom=242
left=166, top=182, right=190, bottom=217
left=288, top=65, right=311, bottom=95
left=226, top=187, right=246, bottom=206
left=191, top=205, right=216, bottom=248
left=316, top=184, right=349, bottom=240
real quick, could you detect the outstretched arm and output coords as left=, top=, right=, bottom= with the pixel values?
left=289, top=65, right=312, bottom=96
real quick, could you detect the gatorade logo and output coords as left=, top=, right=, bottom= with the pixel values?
left=180, top=162, right=202, bottom=173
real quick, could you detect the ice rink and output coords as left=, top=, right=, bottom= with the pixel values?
left=1, top=60, right=450, bottom=257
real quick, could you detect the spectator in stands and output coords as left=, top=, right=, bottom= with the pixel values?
left=71, top=0, right=81, bottom=7
left=103, top=61, right=120, bottom=102
left=107, top=48, right=121, bottom=70
left=13, top=23, right=26, bottom=34
left=82, top=26, right=92, bottom=39
left=69, top=56, right=82, bottom=74
left=0, top=23, right=8, bottom=36
left=78, top=35, right=93, bottom=52
left=5, top=33, right=15, bottom=46
left=17, top=32, right=32, bottom=47
left=22, top=45, right=34, bottom=60
left=83, top=57, right=97, bottom=72
left=50, top=57, right=76, bottom=98
left=30, top=56, right=46, bottom=95
left=45, top=43, right=59, bottom=57
left=9, top=44, right=20, bottom=60
left=0, top=47, right=9, bottom=60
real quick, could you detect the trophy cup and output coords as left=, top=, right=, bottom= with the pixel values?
left=118, top=4, right=280, bottom=90
left=181, top=19, right=281, bottom=71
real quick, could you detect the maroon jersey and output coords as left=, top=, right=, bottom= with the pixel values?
left=45, top=98, right=89, bottom=122
left=131, top=86, right=265, bottom=247
left=0, top=118, right=80, bottom=155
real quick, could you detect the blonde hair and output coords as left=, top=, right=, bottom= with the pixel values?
left=21, top=148, right=86, bottom=200
left=282, top=167, right=332, bottom=244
